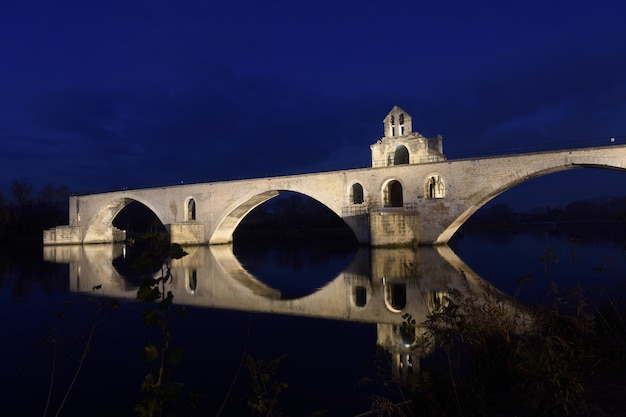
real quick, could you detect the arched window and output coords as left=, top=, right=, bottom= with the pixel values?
left=384, top=283, right=407, bottom=312
left=399, top=113, right=405, bottom=135
left=394, top=145, right=409, bottom=165
left=187, top=198, right=196, bottom=220
left=425, top=175, right=445, bottom=198
left=351, top=183, right=364, bottom=204
left=384, top=180, right=403, bottom=207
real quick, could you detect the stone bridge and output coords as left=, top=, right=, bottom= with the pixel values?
left=44, top=106, right=626, bottom=246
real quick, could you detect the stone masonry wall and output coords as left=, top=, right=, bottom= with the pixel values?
left=369, top=212, right=419, bottom=247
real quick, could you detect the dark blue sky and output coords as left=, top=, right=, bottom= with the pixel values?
left=2, top=0, right=626, bottom=210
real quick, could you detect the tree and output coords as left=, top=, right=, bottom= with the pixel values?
left=11, top=180, right=34, bottom=206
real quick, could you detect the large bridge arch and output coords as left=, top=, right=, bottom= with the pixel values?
left=209, top=185, right=362, bottom=244
left=209, top=190, right=281, bottom=244
left=82, top=194, right=170, bottom=244
left=435, top=152, right=626, bottom=244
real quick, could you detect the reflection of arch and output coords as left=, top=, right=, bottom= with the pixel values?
left=187, top=197, right=196, bottom=220
left=383, top=281, right=407, bottom=312
left=427, top=291, right=448, bottom=313
left=383, top=180, right=404, bottom=207
left=399, top=325, right=415, bottom=347
left=394, top=145, right=409, bottom=165
left=186, top=268, right=198, bottom=294
left=425, top=175, right=445, bottom=198
left=351, top=183, right=364, bottom=204
left=353, top=285, right=367, bottom=307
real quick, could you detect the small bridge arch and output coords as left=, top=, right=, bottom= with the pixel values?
left=82, top=194, right=170, bottom=244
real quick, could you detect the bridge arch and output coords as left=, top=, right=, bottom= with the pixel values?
left=210, top=188, right=359, bottom=245
left=82, top=195, right=168, bottom=244
left=436, top=154, right=626, bottom=244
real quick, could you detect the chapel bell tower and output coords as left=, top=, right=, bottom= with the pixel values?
left=383, top=105, right=413, bottom=138
left=371, top=106, right=445, bottom=167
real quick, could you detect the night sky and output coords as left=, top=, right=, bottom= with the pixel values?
left=2, top=0, right=626, bottom=210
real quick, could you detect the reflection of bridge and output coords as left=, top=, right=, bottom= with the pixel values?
left=44, top=106, right=626, bottom=246
left=44, top=243, right=528, bottom=377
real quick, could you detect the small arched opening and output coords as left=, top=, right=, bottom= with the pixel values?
left=187, top=198, right=196, bottom=220
left=351, top=183, right=364, bottom=204
left=425, top=175, right=445, bottom=199
left=394, top=145, right=409, bottom=165
left=384, top=180, right=404, bottom=208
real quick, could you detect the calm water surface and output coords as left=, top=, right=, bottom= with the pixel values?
left=2, top=225, right=625, bottom=416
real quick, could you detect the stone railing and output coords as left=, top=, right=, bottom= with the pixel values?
left=342, top=202, right=420, bottom=216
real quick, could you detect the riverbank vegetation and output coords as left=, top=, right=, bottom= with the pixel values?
left=377, top=267, right=626, bottom=416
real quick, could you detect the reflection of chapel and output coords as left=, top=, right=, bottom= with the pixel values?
left=370, top=106, right=445, bottom=167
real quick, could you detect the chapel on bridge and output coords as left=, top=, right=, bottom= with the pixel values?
left=370, top=105, right=445, bottom=167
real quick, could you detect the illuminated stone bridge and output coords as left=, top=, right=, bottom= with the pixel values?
left=44, top=106, right=626, bottom=246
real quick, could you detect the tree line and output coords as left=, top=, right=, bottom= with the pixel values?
left=469, top=196, right=626, bottom=225
left=0, top=180, right=70, bottom=243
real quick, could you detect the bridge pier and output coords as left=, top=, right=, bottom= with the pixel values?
left=43, top=225, right=83, bottom=245
left=43, top=224, right=126, bottom=245
left=341, top=214, right=371, bottom=245
left=168, top=222, right=206, bottom=245
left=369, top=211, right=419, bottom=247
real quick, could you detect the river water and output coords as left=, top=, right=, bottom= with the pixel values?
left=2, top=225, right=625, bottom=416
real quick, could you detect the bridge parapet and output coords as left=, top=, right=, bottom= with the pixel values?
left=371, top=154, right=445, bottom=167
left=343, top=202, right=422, bottom=217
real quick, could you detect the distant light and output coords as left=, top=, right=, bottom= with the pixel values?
left=610, top=137, right=615, bottom=143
